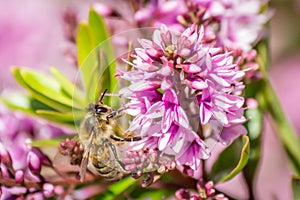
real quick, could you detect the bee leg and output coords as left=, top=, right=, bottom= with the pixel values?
left=107, top=142, right=127, bottom=171
left=110, top=134, right=142, bottom=142
left=106, top=107, right=126, bottom=122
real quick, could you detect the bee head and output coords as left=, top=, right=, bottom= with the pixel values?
left=94, top=103, right=111, bottom=115
left=87, top=89, right=112, bottom=119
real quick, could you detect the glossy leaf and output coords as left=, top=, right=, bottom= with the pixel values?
left=210, top=135, right=250, bottom=183
left=50, top=67, right=86, bottom=106
left=76, top=9, right=118, bottom=105
left=245, top=108, right=262, bottom=140
left=77, top=22, right=96, bottom=67
left=130, top=188, right=174, bottom=200
left=12, top=68, right=72, bottom=112
left=88, top=8, right=117, bottom=99
left=19, top=69, right=82, bottom=110
left=88, top=8, right=109, bottom=45
left=243, top=107, right=263, bottom=198
left=292, top=176, right=300, bottom=200
left=95, top=177, right=138, bottom=200
left=36, top=110, right=85, bottom=123
left=263, top=80, right=300, bottom=175
left=2, top=93, right=50, bottom=114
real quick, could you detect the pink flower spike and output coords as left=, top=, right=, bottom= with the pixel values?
left=118, top=24, right=247, bottom=176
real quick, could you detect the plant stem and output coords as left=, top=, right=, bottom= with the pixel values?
left=262, top=80, right=300, bottom=175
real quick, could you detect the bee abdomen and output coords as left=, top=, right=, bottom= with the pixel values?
left=90, top=140, right=127, bottom=181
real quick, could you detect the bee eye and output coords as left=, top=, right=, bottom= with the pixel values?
left=95, top=106, right=108, bottom=114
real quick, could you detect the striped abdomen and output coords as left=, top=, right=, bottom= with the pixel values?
left=90, top=138, right=126, bottom=181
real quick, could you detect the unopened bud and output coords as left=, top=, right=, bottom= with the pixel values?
left=32, top=148, right=52, bottom=167
left=1, top=165, right=13, bottom=179
left=0, top=143, right=13, bottom=167
left=190, top=194, right=199, bottom=200
left=175, top=189, right=190, bottom=199
left=15, top=170, right=24, bottom=184
left=131, top=171, right=142, bottom=179
left=27, top=151, right=41, bottom=175
left=54, top=186, right=64, bottom=195
left=183, top=166, right=194, bottom=177
left=214, top=194, right=228, bottom=200
left=141, top=173, right=154, bottom=187
left=245, top=50, right=257, bottom=61
left=157, top=165, right=167, bottom=174
left=168, top=161, right=176, bottom=170
left=43, top=183, right=54, bottom=198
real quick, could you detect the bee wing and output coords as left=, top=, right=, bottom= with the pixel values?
left=79, top=129, right=96, bottom=182
left=79, top=147, right=90, bottom=182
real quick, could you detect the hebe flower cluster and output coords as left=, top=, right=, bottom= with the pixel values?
left=0, top=106, right=70, bottom=199
left=118, top=24, right=246, bottom=174
left=133, top=0, right=269, bottom=52
left=189, top=0, right=269, bottom=52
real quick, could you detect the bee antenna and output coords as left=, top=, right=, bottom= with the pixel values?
left=99, top=89, right=108, bottom=102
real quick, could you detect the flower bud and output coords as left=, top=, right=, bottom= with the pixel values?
left=183, top=166, right=194, bottom=177
left=0, top=143, right=13, bottom=168
left=141, top=173, right=154, bottom=187
left=190, top=194, right=199, bottom=200
left=131, top=171, right=142, bottom=179
left=32, top=148, right=52, bottom=167
left=15, top=170, right=24, bottom=184
left=27, top=151, right=41, bottom=175
left=175, top=189, right=190, bottom=199
left=214, top=194, right=228, bottom=200
left=54, top=186, right=64, bottom=195
left=43, top=183, right=54, bottom=198
left=1, top=165, right=14, bottom=179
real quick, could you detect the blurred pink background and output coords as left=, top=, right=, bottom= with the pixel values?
left=0, top=0, right=299, bottom=199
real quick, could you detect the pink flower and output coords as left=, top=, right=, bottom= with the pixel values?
left=119, top=24, right=246, bottom=174
left=131, top=0, right=269, bottom=52
left=191, top=0, right=269, bottom=51
left=134, top=0, right=187, bottom=31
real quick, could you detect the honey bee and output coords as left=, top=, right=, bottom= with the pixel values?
left=79, top=89, right=141, bottom=181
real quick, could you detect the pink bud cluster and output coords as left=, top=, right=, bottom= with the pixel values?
left=60, top=137, right=84, bottom=165
left=0, top=107, right=71, bottom=199
left=123, top=148, right=176, bottom=176
left=175, top=179, right=228, bottom=200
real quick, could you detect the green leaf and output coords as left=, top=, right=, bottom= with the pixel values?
left=76, top=8, right=118, bottom=105
left=10, top=68, right=86, bottom=128
left=130, top=188, right=174, bottom=200
left=29, top=136, right=71, bottom=148
left=292, top=176, right=300, bottom=200
left=77, top=22, right=96, bottom=67
left=20, top=69, right=83, bottom=109
left=96, top=177, right=138, bottom=200
left=88, top=8, right=110, bottom=45
left=12, top=68, right=72, bottom=112
left=50, top=67, right=86, bottom=106
left=88, top=8, right=118, bottom=98
left=245, top=108, right=263, bottom=141
left=256, top=38, right=269, bottom=74
left=2, top=93, right=49, bottom=114
left=243, top=107, right=263, bottom=197
left=210, top=135, right=250, bottom=183
left=36, top=110, right=85, bottom=123
left=263, top=80, right=300, bottom=175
